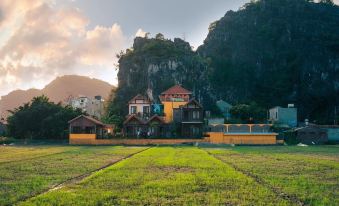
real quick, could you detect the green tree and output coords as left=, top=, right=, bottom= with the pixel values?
left=230, top=102, right=266, bottom=123
left=7, top=95, right=82, bottom=140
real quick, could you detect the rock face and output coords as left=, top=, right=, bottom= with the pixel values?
left=111, top=0, right=339, bottom=124
left=197, top=0, right=339, bottom=123
left=0, top=75, right=114, bottom=119
left=112, top=37, right=214, bottom=116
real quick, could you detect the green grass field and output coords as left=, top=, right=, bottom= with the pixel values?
left=0, top=145, right=338, bottom=205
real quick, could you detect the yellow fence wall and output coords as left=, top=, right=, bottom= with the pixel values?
left=207, top=132, right=277, bottom=145
left=70, top=132, right=277, bottom=145
left=69, top=134, right=205, bottom=145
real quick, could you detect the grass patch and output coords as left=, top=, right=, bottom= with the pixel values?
left=22, top=147, right=291, bottom=206
left=204, top=146, right=339, bottom=206
left=0, top=146, right=146, bottom=205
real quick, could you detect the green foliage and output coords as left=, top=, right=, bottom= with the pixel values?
left=108, top=35, right=210, bottom=123
left=6, top=95, right=82, bottom=139
left=230, top=102, right=266, bottom=123
left=109, top=0, right=339, bottom=124
left=0, top=137, right=15, bottom=144
left=198, top=0, right=339, bottom=124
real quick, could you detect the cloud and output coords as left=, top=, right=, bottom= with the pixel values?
left=135, top=28, right=147, bottom=38
left=0, top=0, right=126, bottom=97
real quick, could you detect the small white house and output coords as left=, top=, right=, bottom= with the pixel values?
left=269, top=105, right=297, bottom=127
left=68, top=95, right=104, bottom=119
left=128, top=94, right=151, bottom=118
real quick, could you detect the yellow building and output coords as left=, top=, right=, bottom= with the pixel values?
left=159, top=85, right=192, bottom=123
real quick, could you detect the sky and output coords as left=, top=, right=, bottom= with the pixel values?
left=0, top=0, right=251, bottom=97
left=0, top=0, right=338, bottom=97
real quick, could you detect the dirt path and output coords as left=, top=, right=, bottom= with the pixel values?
left=203, top=149, right=307, bottom=206
left=17, top=147, right=151, bottom=204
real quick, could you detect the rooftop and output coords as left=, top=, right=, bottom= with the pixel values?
left=128, top=94, right=151, bottom=104
left=161, top=85, right=192, bottom=95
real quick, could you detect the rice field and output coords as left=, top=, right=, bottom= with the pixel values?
left=0, top=145, right=338, bottom=205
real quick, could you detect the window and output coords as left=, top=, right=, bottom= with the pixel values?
left=184, top=111, right=189, bottom=120
left=130, top=106, right=137, bottom=114
left=143, top=106, right=150, bottom=114
left=71, top=126, right=82, bottom=134
left=192, top=126, right=200, bottom=137
left=193, top=111, right=200, bottom=119
left=85, top=126, right=95, bottom=134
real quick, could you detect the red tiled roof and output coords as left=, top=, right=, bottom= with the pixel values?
left=161, top=85, right=192, bottom=95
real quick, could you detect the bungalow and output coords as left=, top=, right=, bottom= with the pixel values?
left=68, top=115, right=114, bottom=140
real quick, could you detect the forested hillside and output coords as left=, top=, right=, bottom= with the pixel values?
left=198, top=0, right=339, bottom=123
left=108, top=0, right=339, bottom=124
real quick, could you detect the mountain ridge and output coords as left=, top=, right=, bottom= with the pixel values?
left=0, top=75, right=114, bottom=119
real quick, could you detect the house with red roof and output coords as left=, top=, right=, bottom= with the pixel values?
left=123, top=85, right=204, bottom=138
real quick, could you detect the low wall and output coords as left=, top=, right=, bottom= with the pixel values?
left=69, top=134, right=204, bottom=145
left=206, top=132, right=277, bottom=145
left=70, top=132, right=278, bottom=145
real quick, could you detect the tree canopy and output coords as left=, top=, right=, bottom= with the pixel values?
left=7, top=96, right=82, bottom=139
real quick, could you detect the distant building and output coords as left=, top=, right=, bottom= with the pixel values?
left=315, top=125, right=339, bottom=143
left=68, top=115, right=114, bottom=140
left=269, top=105, right=297, bottom=127
left=216, top=100, right=232, bottom=120
left=68, top=95, right=105, bottom=119
left=294, top=126, right=328, bottom=144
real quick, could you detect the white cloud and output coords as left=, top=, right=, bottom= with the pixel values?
left=135, top=28, right=147, bottom=38
left=0, top=0, right=125, bottom=97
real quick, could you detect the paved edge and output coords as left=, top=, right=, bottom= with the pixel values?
left=201, top=148, right=308, bottom=206
left=15, top=147, right=152, bottom=205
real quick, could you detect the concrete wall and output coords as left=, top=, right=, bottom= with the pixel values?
left=206, top=132, right=277, bottom=145
left=70, top=132, right=278, bottom=145
left=325, top=128, right=339, bottom=142
left=269, top=107, right=297, bottom=127
left=69, top=134, right=204, bottom=145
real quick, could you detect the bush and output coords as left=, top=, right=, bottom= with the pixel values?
left=0, top=137, right=16, bottom=144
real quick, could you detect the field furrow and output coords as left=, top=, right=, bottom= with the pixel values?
left=0, top=146, right=147, bottom=206
left=21, top=147, right=292, bottom=206
left=204, top=146, right=339, bottom=206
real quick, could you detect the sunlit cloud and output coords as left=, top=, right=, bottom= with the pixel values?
left=135, top=28, right=147, bottom=38
left=0, top=0, right=126, bottom=97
